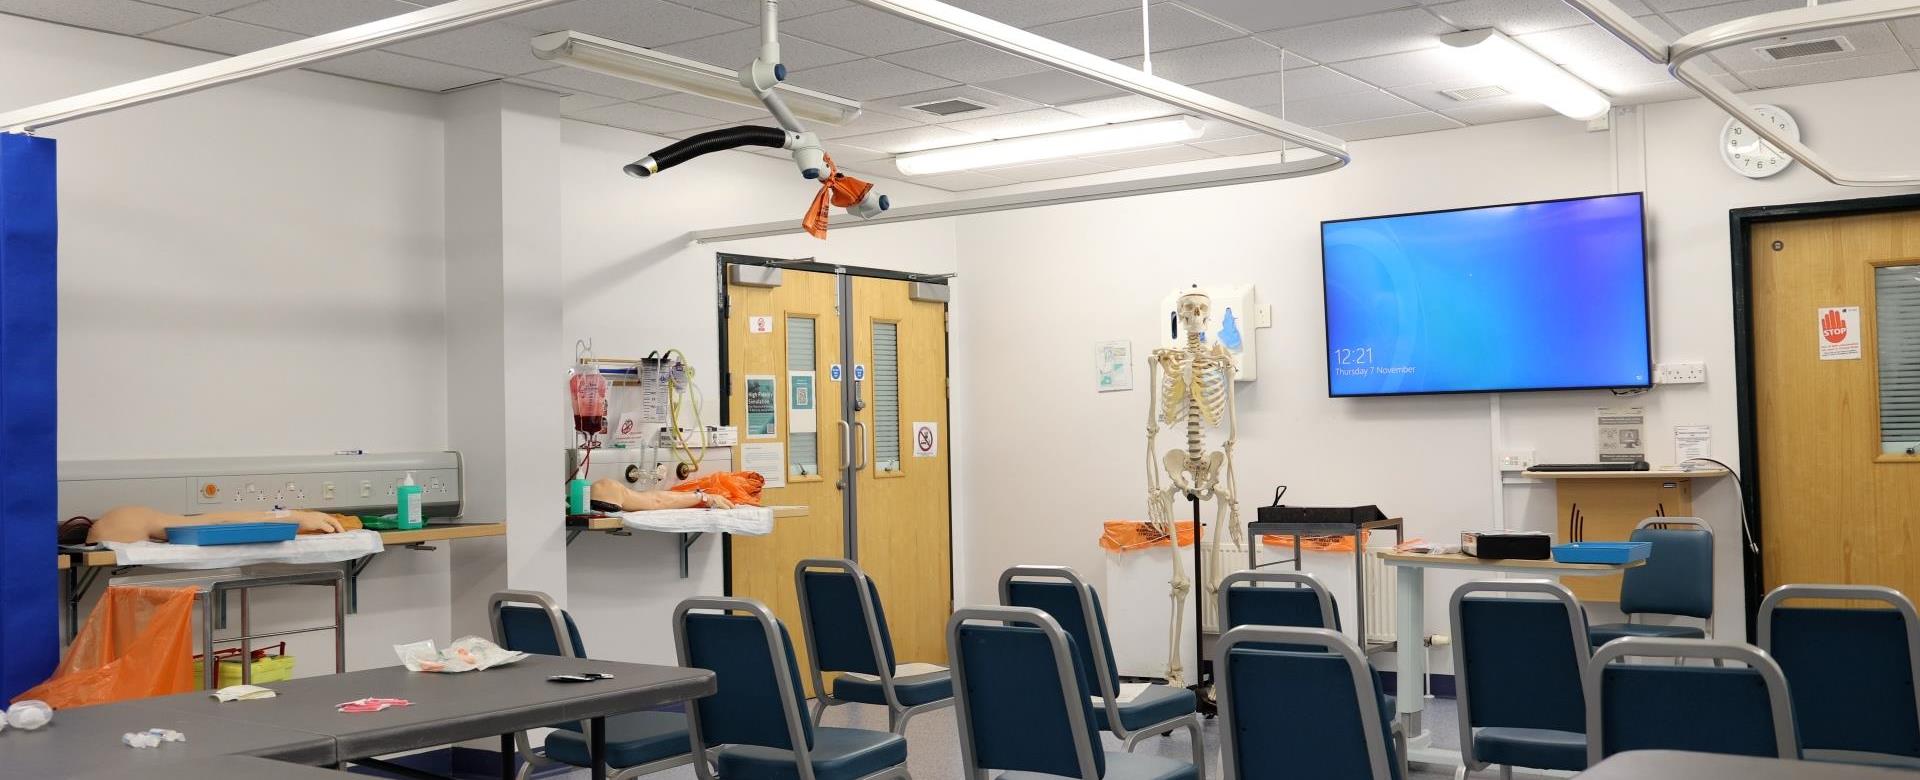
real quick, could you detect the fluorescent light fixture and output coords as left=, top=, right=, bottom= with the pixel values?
left=894, top=116, right=1205, bottom=176
left=1441, top=29, right=1611, bottom=121
left=530, top=30, right=862, bottom=126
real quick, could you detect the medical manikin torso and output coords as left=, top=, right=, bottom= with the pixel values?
left=1145, top=290, right=1242, bottom=687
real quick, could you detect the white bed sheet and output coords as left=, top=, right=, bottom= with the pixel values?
left=103, top=529, right=384, bottom=568
left=616, top=506, right=775, bottom=536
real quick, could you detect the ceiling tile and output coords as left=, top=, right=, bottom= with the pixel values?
left=977, top=70, right=1126, bottom=104
left=639, top=91, right=772, bottom=121
left=1318, top=111, right=1463, bottom=140
left=505, top=0, right=746, bottom=47
left=880, top=40, right=1052, bottom=83
left=658, top=27, right=861, bottom=72
left=1178, top=0, right=1417, bottom=35
left=693, top=0, right=851, bottom=23
left=1896, top=17, right=1920, bottom=48
left=518, top=65, right=676, bottom=101
left=143, top=0, right=252, bottom=13
left=781, top=5, right=958, bottom=56
left=983, top=157, right=1121, bottom=182
left=1390, top=81, right=1529, bottom=111
left=1332, top=46, right=1490, bottom=88
left=938, top=108, right=1099, bottom=140
left=1424, top=0, right=1600, bottom=36
left=308, top=50, right=497, bottom=92
left=900, top=171, right=1015, bottom=191
left=941, top=0, right=1139, bottom=28
left=1603, top=80, right=1701, bottom=104
left=1662, top=0, right=1800, bottom=33
left=1738, top=49, right=1917, bottom=89
left=1563, top=53, right=1680, bottom=92
left=1193, top=118, right=1259, bottom=141
left=0, top=0, right=196, bottom=36
left=1193, top=66, right=1374, bottom=106
left=819, top=142, right=890, bottom=164
left=865, top=85, right=1043, bottom=121
left=1435, top=99, right=1559, bottom=123
left=838, top=124, right=985, bottom=154
left=144, top=16, right=299, bottom=55
left=572, top=101, right=723, bottom=134
left=1193, top=132, right=1294, bottom=156
left=1255, top=8, right=1455, bottom=64
left=1277, top=89, right=1426, bottom=125
left=1056, top=94, right=1180, bottom=123
left=1079, top=143, right=1218, bottom=169
left=221, top=0, right=422, bottom=36
left=785, top=58, right=957, bottom=101
left=385, top=22, right=557, bottom=75
left=1711, top=22, right=1905, bottom=73
left=813, top=110, right=926, bottom=140
left=558, top=92, right=622, bottom=114
left=1029, top=5, right=1241, bottom=60
left=1114, top=37, right=1303, bottom=86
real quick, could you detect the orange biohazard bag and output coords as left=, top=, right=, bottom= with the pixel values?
left=1099, top=520, right=1199, bottom=553
left=1260, top=530, right=1370, bottom=552
left=671, top=470, right=766, bottom=507
left=15, top=586, right=196, bottom=708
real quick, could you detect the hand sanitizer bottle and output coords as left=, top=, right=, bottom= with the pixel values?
left=396, top=472, right=424, bottom=530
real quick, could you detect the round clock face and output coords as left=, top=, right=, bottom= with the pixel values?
left=1722, top=104, right=1799, bottom=179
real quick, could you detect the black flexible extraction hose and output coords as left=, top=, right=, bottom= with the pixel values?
left=625, top=125, right=787, bottom=178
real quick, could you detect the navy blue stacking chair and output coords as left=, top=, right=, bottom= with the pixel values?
left=1217, top=570, right=1339, bottom=642
left=489, top=590, right=694, bottom=780
left=1450, top=580, right=1591, bottom=778
left=795, top=558, right=954, bottom=734
left=999, top=565, right=1204, bottom=765
left=1216, top=625, right=1401, bottom=780
left=1760, top=584, right=1920, bottom=768
left=1584, top=637, right=1799, bottom=765
left=949, top=605, right=1198, bottom=780
left=1587, top=518, right=1716, bottom=648
left=674, top=597, right=909, bottom=780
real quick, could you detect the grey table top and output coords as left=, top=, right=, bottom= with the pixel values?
left=1578, top=751, right=1920, bottom=778
left=0, top=699, right=335, bottom=779
left=71, top=754, right=350, bottom=780
left=136, top=654, right=715, bottom=760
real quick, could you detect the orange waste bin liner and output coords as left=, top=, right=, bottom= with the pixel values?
left=14, top=585, right=196, bottom=708
left=1099, top=520, right=1199, bottom=553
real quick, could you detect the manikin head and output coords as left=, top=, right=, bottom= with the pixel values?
left=1176, top=290, right=1212, bottom=337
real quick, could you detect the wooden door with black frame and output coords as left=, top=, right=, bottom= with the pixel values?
left=849, top=276, right=953, bottom=667
left=725, top=264, right=846, bottom=694
left=1749, top=205, right=1920, bottom=598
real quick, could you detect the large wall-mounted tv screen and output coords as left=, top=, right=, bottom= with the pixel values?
left=1321, top=192, right=1651, bottom=397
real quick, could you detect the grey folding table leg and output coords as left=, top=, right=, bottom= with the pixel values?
left=500, top=733, right=514, bottom=780
left=590, top=715, right=608, bottom=780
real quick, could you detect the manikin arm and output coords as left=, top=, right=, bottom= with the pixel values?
left=590, top=478, right=734, bottom=511
left=87, top=506, right=354, bottom=544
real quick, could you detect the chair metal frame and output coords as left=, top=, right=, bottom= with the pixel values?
left=1448, top=580, right=1591, bottom=780
left=1583, top=637, right=1800, bottom=766
left=674, top=596, right=912, bottom=780
left=949, top=606, right=1109, bottom=780
left=1216, top=570, right=1338, bottom=630
left=1758, top=583, right=1920, bottom=767
left=488, top=590, right=696, bottom=780
left=997, top=565, right=1205, bottom=765
left=1215, top=625, right=1396, bottom=780
left=794, top=558, right=954, bottom=734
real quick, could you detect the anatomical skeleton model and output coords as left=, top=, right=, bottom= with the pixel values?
left=1144, top=290, right=1242, bottom=687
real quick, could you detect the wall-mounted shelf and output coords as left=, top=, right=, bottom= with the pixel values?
left=564, top=506, right=809, bottom=578
left=1521, top=468, right=1729, bottom=480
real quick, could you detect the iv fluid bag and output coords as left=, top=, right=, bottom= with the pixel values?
left=571, top=366, right=609, bottom=434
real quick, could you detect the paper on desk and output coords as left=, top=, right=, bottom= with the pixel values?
left=395, top=636, right=527, bottom=673
left=211, top=684, right=276, bottom=702
left=839, top=662, right=947, bottom=682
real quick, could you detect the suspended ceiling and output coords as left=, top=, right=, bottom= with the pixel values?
left=4, top=0, right=1916, bottom=191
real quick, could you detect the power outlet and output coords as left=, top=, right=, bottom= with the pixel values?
left=1499, top=449, right=1536, bottom=472
left=1655, top=361, right=1707, bottom=385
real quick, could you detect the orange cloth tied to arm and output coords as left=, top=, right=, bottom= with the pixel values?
left=802, top=154, right=875, bottom=240
left=670, top=470, right=766, bottom=507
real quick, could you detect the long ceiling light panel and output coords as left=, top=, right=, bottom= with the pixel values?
left=530, top=30, right=862, bottom=126
left=1441, top=29, right=1610, bottom=121
left=894, top=116, right=1204, bottom=175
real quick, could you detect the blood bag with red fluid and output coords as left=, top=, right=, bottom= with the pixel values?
left=570, top=367, right=609, bottom=434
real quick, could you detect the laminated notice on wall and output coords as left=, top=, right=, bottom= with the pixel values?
left=746, top=375, right=777, bottom=438
left=739, top=442, right=786, bottom=489
left=1818, top=306, right=1862, bottom=360
left=1096, top=340, right=1133, bottom=392
left=1596, top=406, right=1645, bottom=463
left=789, top=371, right=817, bottom=434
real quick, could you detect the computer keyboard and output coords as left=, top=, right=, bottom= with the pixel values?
left=1526, top=462, right=1650, bottom=472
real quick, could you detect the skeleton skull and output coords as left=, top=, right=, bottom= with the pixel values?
left=1176, top=291, right=1211, bottom=336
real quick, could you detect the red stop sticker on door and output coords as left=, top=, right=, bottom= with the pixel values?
left=1818, top=306, right=1861, bottom=360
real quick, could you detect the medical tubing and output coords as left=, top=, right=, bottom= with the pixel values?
left=627, top=126, right=786, bottom=177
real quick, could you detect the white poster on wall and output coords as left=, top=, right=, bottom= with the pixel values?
left=1596, top=406, right=1645, bottom=463
left=1096, top=340, right=1133, bottom=392
left=1818, top=306, right=1862, bottom=360
left=739, top=442, right=786, bottom=489
left=1675, top=425, right=1712, bottom=463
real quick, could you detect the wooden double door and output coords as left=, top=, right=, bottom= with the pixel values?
left=721, top=256, right=952, bottom=690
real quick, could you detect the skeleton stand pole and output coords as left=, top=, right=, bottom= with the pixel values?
left=1188, top=491, right=1212, bottom=713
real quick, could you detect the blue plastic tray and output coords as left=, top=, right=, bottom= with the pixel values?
left=165, top=522, right=299, bottom=546
left=1552, top=541, right=1651, bottom=565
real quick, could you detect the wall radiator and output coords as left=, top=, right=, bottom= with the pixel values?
left=1361, top=545, right=1397, bottom=646
left=1213, top=542, right=1399, bottom=645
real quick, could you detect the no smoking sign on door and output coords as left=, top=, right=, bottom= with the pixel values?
left=911, top=422, right=938, bottom=458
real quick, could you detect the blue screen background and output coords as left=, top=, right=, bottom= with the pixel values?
left=1321, top=193, right=1649, bottom=396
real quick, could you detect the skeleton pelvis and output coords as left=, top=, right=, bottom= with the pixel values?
left=1163, top=450, right=1223, bottom=493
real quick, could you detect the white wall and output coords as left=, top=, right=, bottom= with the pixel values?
left=1, top=13, right=453, bottom=672
left=558, top=118, right=961, bottom=665
left=951, top=69, right=1920, bottom=675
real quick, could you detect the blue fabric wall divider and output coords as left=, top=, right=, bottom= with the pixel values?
left=0, top=132, right=58, bottom=702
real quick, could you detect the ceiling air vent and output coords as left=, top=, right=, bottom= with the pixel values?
left=1439, top=84, right=1511, bottom=102
left=1756, top=36, right=1852, bottom=61
left=906, top=97, right=992, bottom=116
